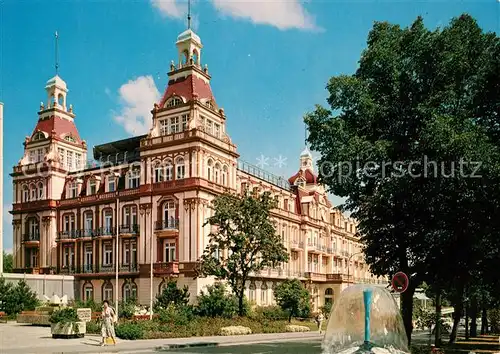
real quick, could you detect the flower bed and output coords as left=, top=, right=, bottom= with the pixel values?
left=102, top=317, right=317, bottom=340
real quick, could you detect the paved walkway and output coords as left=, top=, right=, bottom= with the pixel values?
left=0, top=322, right=323, bottom=354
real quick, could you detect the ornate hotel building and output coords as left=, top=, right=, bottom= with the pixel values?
left=10, top=26, right=385, bottom=310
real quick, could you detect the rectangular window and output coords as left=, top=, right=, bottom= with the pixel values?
left=37, top=148, right=44, bottom=162
left=104, top=210, right=113, bottom=234
left=181, top=114, right=189, bottom=131
left=29, top=150, right=35, bottom=163
left=75, top=153, right=81, bottom=170
left=84, top=244, right=93, bottom=272
left=58, top=148, right=65, bottom=167
left=160, top=119, right=168, bottom=135
left=69, top=183, right=77, bottom=198
left=176, top=164, right=185, bottom=179
left=103, top=243, right=113, bottom=265
left=165, top=242, right=176, bottom=262
left=67, top=151, right=73, bottom=170
left=206, top=120, right=213, bottom=135
left=214, top=123, right=220, bottom=138
left=165, top=165, right=173, bottom=181
left=128, top=170, right=140, bottom=189
left=170, top=116, right=180, bottom=134
left=108, top=177, right=115, bottom=192
left=84, top=213, right=93, bottom=236
left=89, top=180, right=97, bottom=195
left=123, top=242, right=130, bottom=265
left=63, top=247, right=74, bottom=268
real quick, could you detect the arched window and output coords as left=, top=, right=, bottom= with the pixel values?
left=192, top=49, right=199, bottom=65
left=154, top=161, right=164, bottom=183
left=123, top=282, right=138, bottom=302
left=163, top=201, right=176, bottom=229
left=102, top=281, right=113, bottom=302
left=207, top=159, right=213, bottom=181
left=166, top=96, right=183, bottom=108
left=222, top=165, right=228, bottom=186
left=37, top=182, right=44, bottom=199
left=22, top=185, right=29, bottom=202
left=248, top=282, right=256, bottom=303
left=214, top=163, right=221, bottom=184
left=175, top=157, right=185, bottom=179
left=325, top=288, right=334, bottom=304
left=296, top=178, right=306, bottom=188
left=58, top=93, right=65, bottom=106
left=165, top=159, right=173, bottom=181
left=260, top=282, right=268, bottom=306
left=29, top=183, right=37, bottom=201
left=83, top=282, right=94, bottom=301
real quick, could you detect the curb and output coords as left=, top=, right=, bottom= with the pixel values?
left=158, top=342, right=219, bottom=350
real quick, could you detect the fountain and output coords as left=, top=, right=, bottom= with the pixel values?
left=322, top=284, right=410, bottom=354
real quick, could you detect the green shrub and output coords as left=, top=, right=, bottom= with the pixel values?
left=154, top=280, right=190, bottom=311
left=158, top=304, right=194, bottom=326
left=0, top=278, right=39, bottom=315
left=115, top=322, right=144, bottom=340
left=119, top=299, right=137, bottom=319
left=488, top=309, right=500, bottom=333
left=273, top=279, right=311, bottom=322
left=86, top=320, right=101, bottom=334
left=251, top=306, right=288, bottom=321
left=320, top=302, right=333, bottom=319
left=49, top=307, right=80, bottom=324
left=196, top=283, right=238, bottom=318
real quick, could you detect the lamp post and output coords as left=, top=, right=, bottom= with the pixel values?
left=347, top=251, right=364, bottom=287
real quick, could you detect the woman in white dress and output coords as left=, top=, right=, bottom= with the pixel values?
left=100, top=300, right=117, bottom=346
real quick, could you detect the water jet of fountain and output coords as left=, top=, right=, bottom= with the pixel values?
left=322, top=284, right=410, bottom=354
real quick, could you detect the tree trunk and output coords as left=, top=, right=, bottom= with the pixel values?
left=238, top=289, right=245, bottom=317
left=449, top=301, right=463, bottom=345
left=435, top=289, right=442, bottom=347
left=465, top=299, right=469, bottom=340
left=470, top=297, right=478, bottom=337
left=401, top=286, right=416, bottom=346
left=481, top=307, right=488, bottom=334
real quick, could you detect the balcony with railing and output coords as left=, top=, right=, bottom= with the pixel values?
left=290, top=240, right=304, bottom=249
left=153, top=262, right=179, bottom=275
left=154, top=219, right=179, bottom=231
left=59, top=266, right=77, bottom=274
left=73, top=264, right=139, bottom=274
left=96, top=227, right=116, bottom=237
left=119, top=224, right=139, bottom=235
left=23, top=232, right=40, bottom=243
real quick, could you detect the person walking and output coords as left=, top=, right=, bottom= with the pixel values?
left=316, top=313, right=325, bottom=334
left=100, top=300, right=117, bottom=346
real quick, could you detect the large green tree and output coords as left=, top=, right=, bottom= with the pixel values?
left=274, top=278, right=311, bottom=322
left=305, top=14, right=500, bottom=344
left=197, top=191, right=289, bottom=316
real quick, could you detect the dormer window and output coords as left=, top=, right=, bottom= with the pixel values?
left=64, top=135, right=76, bottom=143
left=107, top=176, right=116, bottom=192
left=166, top=97, right=183, bottom=108
left=68, top=182, right=78, bottom=199
left=205, top=100, right=214, bottom=109
left=127, top=169, right=140, bottom=189
left=88, top=179, right=97, bottom=195
left=296, top=178, right=306, bottom=188
left=32, top=131, right=46, bottom=141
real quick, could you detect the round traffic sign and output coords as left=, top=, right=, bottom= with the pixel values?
left=391, top=272, right=409, bottom=293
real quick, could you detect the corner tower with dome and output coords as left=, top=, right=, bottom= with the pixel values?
left=10, top=22, right=384, bottom=310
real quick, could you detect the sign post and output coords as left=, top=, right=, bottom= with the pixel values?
left=391, top=272, right=409, bottom=293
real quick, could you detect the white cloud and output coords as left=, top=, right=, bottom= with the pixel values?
left=151, top=0, right=188, bottom=19
left=112, top=76, right=161, bottom=135
left=210, top=0, right=320, bottom=31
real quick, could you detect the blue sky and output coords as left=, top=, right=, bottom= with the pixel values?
left=0, top=0, right=498, bottom=252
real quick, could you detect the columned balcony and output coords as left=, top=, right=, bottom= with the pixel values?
left=119, top=224, right=139, bottom=236
left=154, top=219, right=179, bottom=230
left=23, top=232, right=40, bottom=243
left=153, top=261, right=179, bottom=276
left=154, top=219, right=179, bottom=238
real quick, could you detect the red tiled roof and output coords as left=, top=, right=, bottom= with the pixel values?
left=32, top=115, right=83, bottom=145
left=158, top=74, right=215, bottom=107
left=288, top=169, right=318, bottom=185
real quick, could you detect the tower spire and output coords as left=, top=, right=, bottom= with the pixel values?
left=187, top=0, right=191, bottom=29
left=55, top=31, right=59, bottom=75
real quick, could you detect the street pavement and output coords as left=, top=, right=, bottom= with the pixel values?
left=0, top=322, right=323, bottom=354
left=0, top=322, right=453, bottom=354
